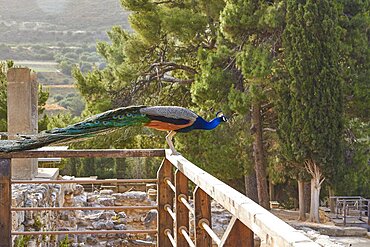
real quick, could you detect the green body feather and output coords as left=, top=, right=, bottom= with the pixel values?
left=0, top=106, right=150, bottom=152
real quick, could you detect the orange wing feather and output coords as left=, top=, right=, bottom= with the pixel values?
left=144, top=120, right=194, bottom=131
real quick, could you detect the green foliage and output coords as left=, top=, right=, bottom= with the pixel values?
left=337, top=0, right=370, bottom=121
left=59, top=235, right=70, bottom=247
left=33, top=216, right=44, bottom=231
left=277, top=0, right=344, bottom=180
left=0, top=61, right=11, bottom=131
left=335, top=119, right=370, bottom=197
left=14, top=235, right=31, bottom=247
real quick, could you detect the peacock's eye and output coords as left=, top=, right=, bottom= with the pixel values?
left=127, top=113, right=132, bottom=117
left=118, top=115, right=124, bottom=119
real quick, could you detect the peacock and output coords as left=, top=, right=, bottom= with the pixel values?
left=0, top=106, right=227, bottom=154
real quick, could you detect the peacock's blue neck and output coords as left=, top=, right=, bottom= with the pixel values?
left=195, top=117, right=222, bottom=130
left=176, top=116, right=222, bottom=133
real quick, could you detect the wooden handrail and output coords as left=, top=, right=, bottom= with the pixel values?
left=0, top=149, right=165, bottom=158
left=165, top=150, right=320, bottom=247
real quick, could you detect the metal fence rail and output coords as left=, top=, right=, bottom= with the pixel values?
left=331, top=196, right=370, bottom=225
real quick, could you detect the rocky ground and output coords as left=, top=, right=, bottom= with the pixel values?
left=272, top=209, right=370, bottom=247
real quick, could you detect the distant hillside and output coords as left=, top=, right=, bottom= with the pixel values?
left=0, top=0, right=130, bottom=43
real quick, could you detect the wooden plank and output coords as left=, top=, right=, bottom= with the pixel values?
left=220, top=216, right=254, bottom=247
left=175, top=170, right=189, bottom=247
left=157, top=159, right=174, bottom=247
left=194, top=186, right=212, bottom=247
left=0, top=149, right=165, bottom=158
left=0, top=159, right=11, bottom=247
left=166, top=151, right=320, bottom=247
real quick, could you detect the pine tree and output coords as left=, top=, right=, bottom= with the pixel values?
left=279, top=0, right=343, bottom=222
left=218, top=0, right=285, bottom=209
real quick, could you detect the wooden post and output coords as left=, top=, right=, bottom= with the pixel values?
left=194, top=186, right=212, bottom=247
left=0, top=159, right=11, bottom=247
left=220, top=216, right=254, bottom=247
left=157, top=159, right=174, bottom=247
left=175, top=170, right=189, bottom=247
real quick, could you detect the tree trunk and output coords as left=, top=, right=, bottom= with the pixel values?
left=298, top=179, right=306, bottom=221
left=251, top=102, right=270, bottom=209
left=306, top=160, right=324, bottom=223
left=304, top=181, right=311, bottom=213
left=269, top=180, right=275, bottom=201
left=244, top=170, right=258, bottom=203
left=329, top=187, right=335, bottom=213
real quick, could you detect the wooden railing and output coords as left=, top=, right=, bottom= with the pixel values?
left=0, top=149, right=320, bottom=247
left=162, top=150, right=319, bottom=247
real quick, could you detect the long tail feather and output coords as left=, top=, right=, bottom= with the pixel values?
left=0, top=106, right=149, bottom=152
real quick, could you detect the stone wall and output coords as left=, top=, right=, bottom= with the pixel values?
left=12, top=183, right=63, bottom=247
left=59, top=185, right=156, bottom=246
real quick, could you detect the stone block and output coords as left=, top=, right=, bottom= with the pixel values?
left=7, top=68, right=39, bottom=179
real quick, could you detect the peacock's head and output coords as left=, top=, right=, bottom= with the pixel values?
left=216, top=111, right=228, bottom=122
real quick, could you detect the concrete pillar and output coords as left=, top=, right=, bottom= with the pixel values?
left=7, top=68, right=38, bottom=179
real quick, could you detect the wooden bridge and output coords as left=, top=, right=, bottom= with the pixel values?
left=0, top=149, right=320, bottom=247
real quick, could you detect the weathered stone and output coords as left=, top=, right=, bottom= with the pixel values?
left=73, top=194, right=87, bottom=206
left=100, top=189, right=114, bottom=195
left=343, top=227, right=367, bottom=237
left=113, top=224, right=127, bottom=230
left=23, top=219, right=35, bottom=227
left=107, top=239, right=122, bottom=247
left=142, top=209, right=157, bottom=227
left=117, top=212, right=127, bottom=219
left=74, top=184, right=84, bottom=195
left=113, top=218, right=128, bottom=225
left=105, top=220, right=115, bottom=230
left=86, top=236, right=99, bottom=245
left=77, top=234, right=87, bottom=243
left=7, top=68, right=38, bottom=179
left=112, top=191, right=148, bottom=202
left=60, top=212, right=69, bottom=221
left=147, top=188, right=157, bottom=201
left=99, top=211, right=116, bottom=220
left=98, top=197, right=115, bottom=206
left=77, top=219, right=89, bottom=227
left=92, top=221, right=106, bottom=230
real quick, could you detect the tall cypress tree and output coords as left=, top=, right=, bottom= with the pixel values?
left=279, top=0, right=343, bottom=222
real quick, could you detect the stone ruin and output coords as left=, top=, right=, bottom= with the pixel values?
left=11, top=176, right=239, bottom=247
left=12, top=176, right=358, bottom=247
